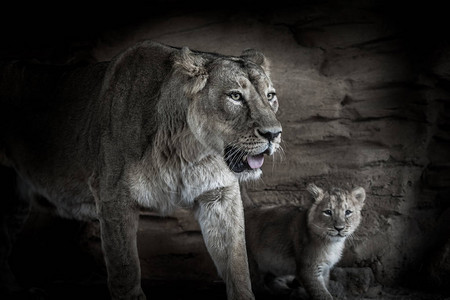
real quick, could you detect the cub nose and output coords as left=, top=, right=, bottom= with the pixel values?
left=334, top=225, right=345, bottom=232
left=257, top=128, right=282, bottom=142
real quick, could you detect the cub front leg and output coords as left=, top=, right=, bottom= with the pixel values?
left=195, top=183, right=255, bottom=300
left=90, top=174, right=145, bottom=300
left=299, top=266, right=333, bottom=300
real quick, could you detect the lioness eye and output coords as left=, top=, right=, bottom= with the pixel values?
left=267, top=92, right=276, bottom=101
left=229, top=92, right=243, bottom=101
left=345, top=210, right=353, bottom=216
left=323, top=210, right=332, bottom=216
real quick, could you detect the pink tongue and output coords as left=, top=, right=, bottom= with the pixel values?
left=247, top=154, right=264, bottom=169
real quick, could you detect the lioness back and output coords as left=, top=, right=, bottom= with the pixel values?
left=0, top=42, right=181, bottom=219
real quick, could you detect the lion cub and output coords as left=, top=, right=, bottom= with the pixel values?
left=245, top=183, right=366, bottom=300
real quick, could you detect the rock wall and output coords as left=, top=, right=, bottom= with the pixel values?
left=4, top=0, right=449, bottom=297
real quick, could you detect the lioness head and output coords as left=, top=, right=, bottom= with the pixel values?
left=174, top=47, right=282, bottom=181
left=306, top=183, right=366, bottom=241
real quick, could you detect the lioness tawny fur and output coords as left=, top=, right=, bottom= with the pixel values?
left=0, top=41, right=282, bottom=300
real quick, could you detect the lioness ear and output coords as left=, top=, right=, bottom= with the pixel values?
left=241, top=48, right=270, bottom=75
left=173, top=46, right=208, bottom=95
left=352, top=187, right=366, bottom=205
left=306, top=183, right=324, bottom=202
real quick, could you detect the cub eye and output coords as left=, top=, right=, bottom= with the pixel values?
left=267, top=92, right=276, bottom=101
left=323, top=210, right=332, bottom=216
left=229, top=92, right=243, bottom=101
left=345, top=210, right=353, bottom=216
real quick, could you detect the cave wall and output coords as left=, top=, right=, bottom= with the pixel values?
left=3, top=0, right=449, bottom=296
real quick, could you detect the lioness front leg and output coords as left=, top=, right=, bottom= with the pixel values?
left=91, top=175, right=145, bottom=300
left=195, top=183, right=255, bottom=300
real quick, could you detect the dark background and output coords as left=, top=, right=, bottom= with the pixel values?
left=1, top=0, right=449, bottom=299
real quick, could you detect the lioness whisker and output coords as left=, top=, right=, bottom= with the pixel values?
left=225, top=145, right=242, bottom=161
left=230, top=150, right=246, bottom=172
left=271, top=153, right=275, bottom=173
left=277, top=143, right=286, bottom=161
left=225, top=153, right=242, bottom=170
left=281, top=145, right=286, bottom=159
left=226, top=145, right=241, bottom=161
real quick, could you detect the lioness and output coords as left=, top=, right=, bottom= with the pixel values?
left=245, top=183, right=366, bottom=300
left=0, top=41, right=282, bottom=300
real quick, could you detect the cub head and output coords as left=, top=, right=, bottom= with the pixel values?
left=174, top=47, right=282, bottom=181
left=306, top=183, right=366, bottom=241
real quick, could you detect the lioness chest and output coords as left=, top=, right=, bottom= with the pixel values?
left=127, top=153, right=236, bottom=215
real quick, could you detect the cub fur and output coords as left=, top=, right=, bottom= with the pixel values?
left=0, top=40, right=282, bottom=300
left=245, top=183, right=366, bottom=300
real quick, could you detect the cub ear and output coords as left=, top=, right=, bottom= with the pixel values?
left=173, top=46, right=208, bottom=95
left=306, top=183, right=324, bottom=202
left=240, top=48, right=270, bottom=75
left=352, top=187, right=366, bottom=205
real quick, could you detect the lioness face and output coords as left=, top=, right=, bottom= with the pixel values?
left=187, top=57, right=282, bottom=180
left=307, top=185, right=366, bottom=241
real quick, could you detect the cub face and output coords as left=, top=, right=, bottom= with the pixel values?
left=176, top=47, right=282, bottom=181
left=306, top=183, right=366, bottom=241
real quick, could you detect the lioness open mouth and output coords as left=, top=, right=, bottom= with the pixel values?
left=224, top=146, right=265, bottom=173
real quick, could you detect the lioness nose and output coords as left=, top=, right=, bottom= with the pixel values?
left=257, top=128, right=282, bottom=142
